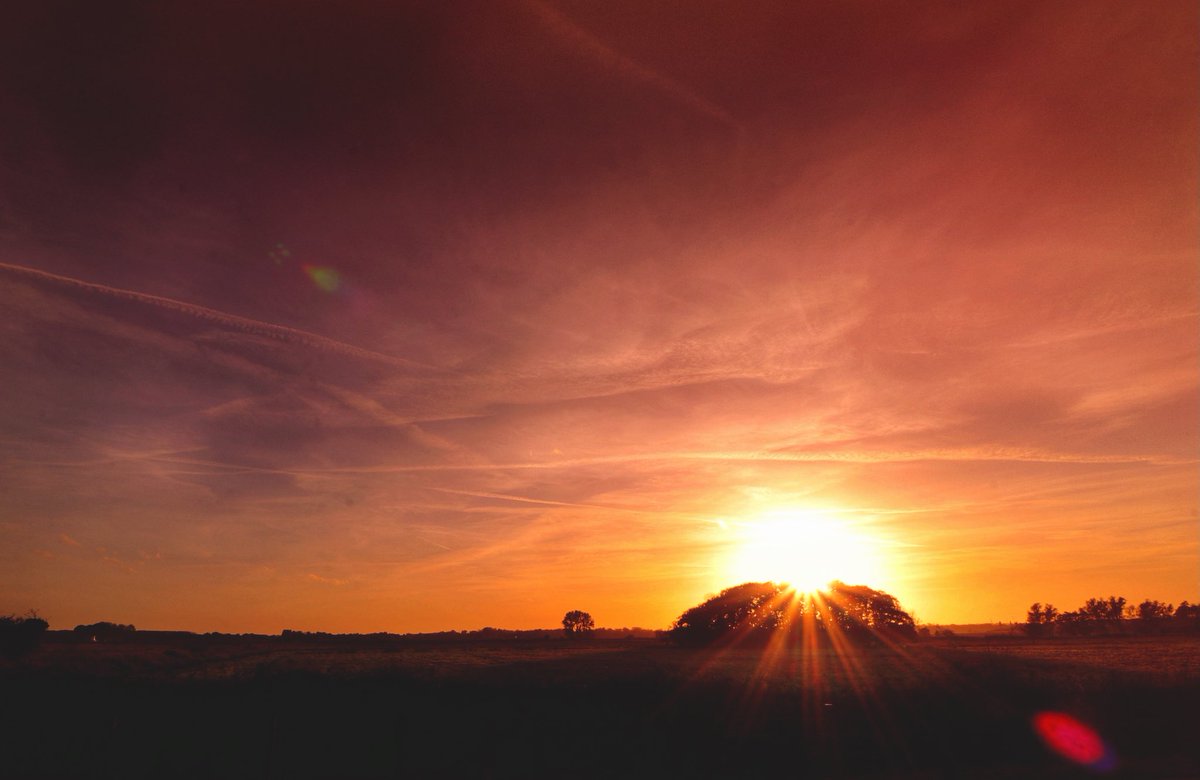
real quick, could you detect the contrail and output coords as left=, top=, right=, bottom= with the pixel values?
left=428, top=486, right=684, bottom=516
left=524, top=0, right=739, bottom=130
left=0, top=260, right=440, bottom=372
left=99, top=447, right=1193, bottom=479
left=431, top=486, right=603, bottom=508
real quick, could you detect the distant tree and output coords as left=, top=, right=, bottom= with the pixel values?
left=1131, top=599, right=1174, bottom=635
left=1055, top=609, right=1101, bottom=636
left=1081, top=596, right=1126, bottom=622
left=1066, top=596, right=1126, bottom=634
left=1136, top=599, right=1173, bottom=620
left=562, top=610, right=595, bottom=638
left=1027, top=602, right=1044, bottom=625
left=1025, top=603, right=1058, bottom=637
left=0, top=611, right=49, bottom=658
left=1175, top=601, right=1200, bottom=631
left=1027, top=596, right=1200, bottom=636
left=73, top=621, right=136, bottom=642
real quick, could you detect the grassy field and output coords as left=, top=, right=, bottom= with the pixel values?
left=2, top=634, right=1197, bottom=778
left=930, top=635, right=1200, bottom=677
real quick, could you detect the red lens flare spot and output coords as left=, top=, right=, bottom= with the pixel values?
left=1032, top=711, right=1115, bottom=772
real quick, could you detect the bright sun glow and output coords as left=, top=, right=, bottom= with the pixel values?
left=724, top=508, right=888, bottom=594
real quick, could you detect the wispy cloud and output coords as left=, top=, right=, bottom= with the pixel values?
left=0, top=262, right=438, bottom=372
left=522, top=0, right=739, bottom=129
left=305, top=573, right=349, bottom=587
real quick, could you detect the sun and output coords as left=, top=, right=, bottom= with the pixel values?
left=723, top=507, right=887, bottom=594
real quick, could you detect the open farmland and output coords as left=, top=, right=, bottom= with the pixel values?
left=2, top=633, right=1197, bottom=778
left=931, top=635, right=1200, bottom=678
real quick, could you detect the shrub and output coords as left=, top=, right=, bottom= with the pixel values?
left=0, top=612, right=49, bottom=658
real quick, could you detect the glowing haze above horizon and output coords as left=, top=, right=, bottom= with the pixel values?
left=1, top=2, right=1196, bottom=633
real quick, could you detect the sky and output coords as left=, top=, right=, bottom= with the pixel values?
left=1, top=1, right=1196, bottom=632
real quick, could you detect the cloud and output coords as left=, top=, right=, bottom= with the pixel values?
left=0, top=261, right=436, bottom=372
left=522, top=0, right=739, bottom=129
left=305, top=573, right=348, bottom=587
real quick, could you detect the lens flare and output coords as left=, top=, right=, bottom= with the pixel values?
left=304, top=264, right=342, bottom=293
left=1032, top=711, right=1115, bottom=772
left=268, top=242, right=291, bottom=265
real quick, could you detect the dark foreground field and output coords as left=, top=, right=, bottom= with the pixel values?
left=2, top=634, right=1197, bottom=779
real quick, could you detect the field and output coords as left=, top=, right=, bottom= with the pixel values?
left=2, top=633, right=1197, bottom=778
left=933, top=635, right=1200, bottom=679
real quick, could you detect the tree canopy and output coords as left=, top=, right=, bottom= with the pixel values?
left=0, top=612, right=49, bottom=658
left=669, top=581, right=915, bottom=646
left=561, top=610, right=595, bottom=638
left=73, top=621, right=136, bottom=641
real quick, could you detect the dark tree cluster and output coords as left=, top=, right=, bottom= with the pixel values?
left=1026, top=597, right=1199, bottom=637
left=562, top=610, right=595, bottom=638
left=73, top=621, right=136, bottom=641
left=668, top=581, right=916, bottom=646
left=0, top=612, right=49, bottom=658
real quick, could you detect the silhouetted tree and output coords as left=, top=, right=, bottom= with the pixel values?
left=821, top=581, right=917, bottom=639
left=669, top=582, right=792, bottom=645
left=1054, top=610, right=1088, bottom=636
left=1036, top=596, right=1127, bottom=635
left=1027, top=602, right=1044, bottom=624
left=1082, top=596, right=1125, bottom=623
left=668, top=581, right=915, bottom=646
left=1136, top=599, right=1173, bottom=620
left=1175, top=601, right=1200, bottom=632
left=562, top=610, right=595, bottom=638
left=1130, top=599, right=1174, bottom=635
left=73, top=621, right=136, bottom=642
left=1025, top=602, right=1058, bottom=637
left=0, top=612, right=49, bottom=658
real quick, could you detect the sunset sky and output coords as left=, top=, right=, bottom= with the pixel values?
left=2, top=1, right=1196, bottom=632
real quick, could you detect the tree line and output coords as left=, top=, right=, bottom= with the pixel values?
left=1025, top=597, right=1200, bottom=637
left=1, top=615, right=139, bottom=657
left=7, top=589, right=1195, bottom=659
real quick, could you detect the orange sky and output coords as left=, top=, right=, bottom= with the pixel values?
left=1, top=1, right=1197, bottom=632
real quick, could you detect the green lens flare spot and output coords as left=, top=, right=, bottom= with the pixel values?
left=304, top=265, right=342, bottom=292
